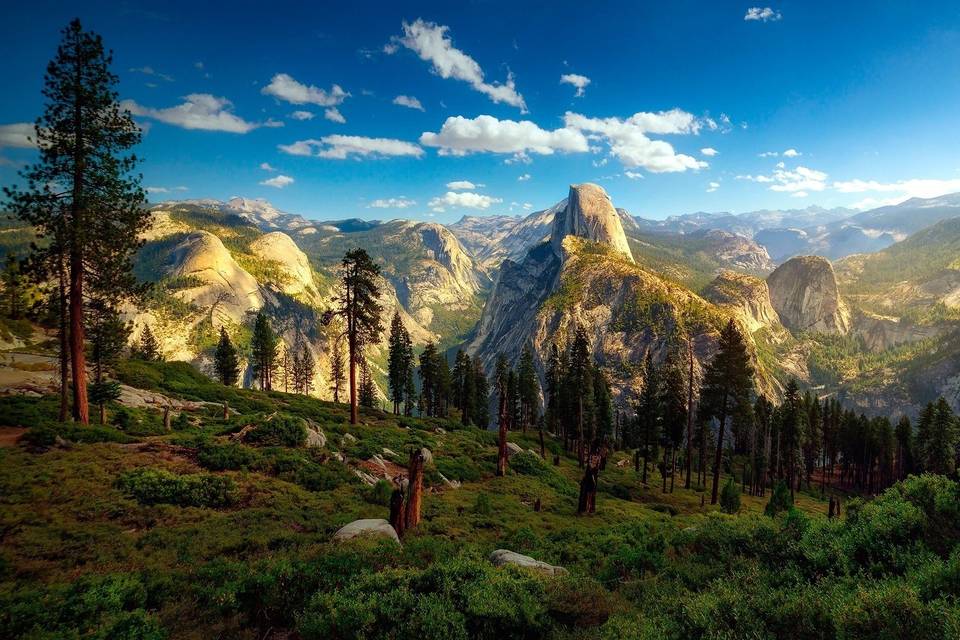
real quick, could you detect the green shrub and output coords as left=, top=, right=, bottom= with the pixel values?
left=244, top=414, right=307, bottom=447
left=765, top=480, right=793, bottom=517
left=546, top=575, right=613, bottom=627
left=367, top=479, right=393, bottom=506
left=197, top=442, right=260, bottom=471
left=720, top=478, right=741, bottom=514
left=171, top=412, right=192, bottom=431
left=649, top=503, right=678, bottom=516
left=116, top=468, right=237, bottom=508
left=510, top=451, right=547, bottom=476
left=474, top=492, right=492, bottom=516
left=22, top=422, right=137, bottom=447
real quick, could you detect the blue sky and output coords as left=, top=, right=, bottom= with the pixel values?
left=3, top=1, right=960, bottom=223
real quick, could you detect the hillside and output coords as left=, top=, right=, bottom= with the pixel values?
left=2, top=358, right=957, bottom=639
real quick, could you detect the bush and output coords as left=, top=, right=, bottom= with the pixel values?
left=171, top=412, right=192, bottom=431
left=720, top=478, right=741, bottom=514
left=545, top=575, right=613, bottom=627
left=197, top=442, right=260, bottom=471
left=649, top=503, right=679, bottom=516
left=22, top=422, right=137, bottom=447
left=367, top=479, right=393, bottom=506
left=474, top=492, right=492, bottom=516
left=510, top=451, right=548, bottom=476
left=244, top=414, right=307, bottom=447
left=765, top=480, right=793, bottom=517
left=116, top=468, right=237, bottom=508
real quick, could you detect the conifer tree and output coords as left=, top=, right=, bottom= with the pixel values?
left=545, top=343, right=564, bottom=439
left=330, top=249, right=383, bottom=424
left=295, top=342, right=315, bottom=395
left=917, top=397, right=957, bottom=475
left=387, top=311, right=408, bottom=414
left=419, top=341, right=440, bottom=417
left=2, top=255, right=27, bottom=319
left=329, top=336, right=346, bottom=403
left=660, top=351, right=687, bottom=493
left=779, top=380, right=805, bottom=499
left=136, top=324, right=160, bottom=362
left=250, top=312, right=277, bottom=391
left=213, top=326, right=240, bottom=387
left=894, top=415, right=914, bottom=480
left=473, top=360, right=490, bottom=429
left=569, top=328, right=593, bottom=466
left=358, top=357, right=377, bottom=408
left=87, top=301, right=128, bottom=424
left=636, top=351, right=661, bottom=485
left=495, top=353, right=510, bottom=476
left=518, top=346, right=539, bottom=433
left=4, top=20, right=148, bottom=423
left=699, top=319, right=754, bottom=505
left=402, top=338, right=416, bottom=416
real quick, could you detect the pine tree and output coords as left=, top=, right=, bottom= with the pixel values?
left=593, top=366, right=613, bottom=444
left=358, top=357, right=377, bottom=408
left=136, top=324, right=160, bottom=362
left=2, top=255, right=27, bottom=319
left=473, top=360, right=490, bottom=429
left=419, top=342, right=440, bottom=417
left=545, top=343, right=564, bottom=439
left=495, top=353, right=510, bottom=476
left=456, top=351, right=475, bottom=426
left=779, top=380, right=804, bottom=499
left=917, top=398, right=957, bottom=475
left=894, top=415, right=914, bottom=480
left=402, top=337, right=416, bottom=416
left=437, top=354, right=452, bottom=419
left=87, top=301, right=128, bottom=424
left=569, top=327, right=593, bottom=467
left=660, top=351, right=687, bottom=493
left=699, top=319, right=754, bottom=505
left=4, top=20, right=148, bottom=424
left=518, top=346, right=539, bottom=433
left=213, top=326, right=240, bottom=387
left=387, top=312, right=408, bottom=414
left=331, top=249, right=383, bottom=424
left=297, top=342, right=315, bottom=395
left=636, top=351, right=661, bottom=485
left=250, top=312, right=277, bottom=391
left=329, top=336, right=346, bottom=403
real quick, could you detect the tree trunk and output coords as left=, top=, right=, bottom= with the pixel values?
left=163, top=406, right=171, bottom=432
left=348, top=337, right=358, bottom=425
left=497, top=416, right=508, bottom=477
left=662, top=445, right=669, bottom=493
left=710, top=393, right=729, bottom=505
left=539, top=424, right=545, bottom=459
left=389, top=484, right=406, bottom=537
left=57, top=254, right=70, bottom=422
left=404, top=450, right=424, bottom=530
left=69, top=247, right=88, bottom=424
left=577, top=451, right=599, bottom=514
left=670, top=446, right=676, bottom=493
left=685, top=337, right=694, bottom=489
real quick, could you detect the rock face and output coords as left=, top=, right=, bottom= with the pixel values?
left=166, top=231, right=264, bottom=324
left=703, top=271, right=780, bottom=333
left=332, top=519, right=400, bottom=544
left=766, top=256, right=850, bottom=334
left=551, top=184, right=633, bottom=262
left=248, top=232, right=319, bottom=300
left=489, top=549, right=567, bottom=576
left=694, top=229, right=775, bottom=272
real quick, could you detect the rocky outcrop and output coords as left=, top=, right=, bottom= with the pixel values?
left=489, top=549, right=567, bottom=576
left=249, top=232, right=319, bottom=300
left=694, top=229, right=775, bottom=272
left=332, top=519, right=400, bottom=544
left=703, top=271, right=780, bottom=333
left=766, top=256, right=850, bottom=334
left=851, top=310, right=942, bottom=352
left=551, top=184, right=634, bottom=262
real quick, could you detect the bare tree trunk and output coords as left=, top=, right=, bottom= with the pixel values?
left=163, top=406, right=171, bottom=432
left=710, top=394, right=729, bottom=505
left=404, top=450, right=424, bottom=531
left=389, top=481, right=406, bottom=537
left=685, top=337, right=694, bottom=489
left=69, top=246, right=88, bottom=424
left=58, top=265, right=70, bottom=422
left=577, top=449, right=599, bottom=514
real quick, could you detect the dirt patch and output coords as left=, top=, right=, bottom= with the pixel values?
left=0, top=427, right=28, bottom=447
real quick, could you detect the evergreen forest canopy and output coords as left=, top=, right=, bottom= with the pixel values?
left=0, top=18, right=959, bottom=640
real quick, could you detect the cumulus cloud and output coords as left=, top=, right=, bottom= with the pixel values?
left=369, top=197, right=416, bottom=208
left=261, top=73, right=349, bottom=107
left=744, top=7, right=781, bottom=22
left=121, top=94, right=258, bottom=133
left=290, top=110, right=315, bottom=120
left=700, top=147, right=718, bottom=157
left=391, top=19, right=526, bottom=111
left=260, top=174, right=294, bottom=188
left=260, top=162, right=277, bottom=171
left=707, top=181, right=720, bottom=192
left=324, top=107, right=346, bottom=123
left=278, top=135, right=424, bottom=159
left=560, top=73, right=591, bottom=97
left=834, top=177, right=960, bottom=207
left=625, top=171, right=644, bottom=180
left=393, top=95, right=425, bottom=111
left=446, top=180, right=480, bottom=190
left=563, top=110, right=707, bottom=173
left=420, top=114, right=588, bottom=156
left=782, top=148, right=801, bottom=157
left=517, top=173, right=531, bottom=181
left=738, top=165, right=827, bottom=192
left=0, top=123, right=36, bottom=148
left=428, top=191, right=502, bottom=211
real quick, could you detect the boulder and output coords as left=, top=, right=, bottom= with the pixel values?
left=489, top=549, right=567, bottom=576
left=305, top=427, right=326, bottom=448
left=332, top=518, right=400, bottom=544
left=506, top=442, right=524, bottom=458
left=420, top=447, right=433, bottom=465
left=766, top=256, right=850, bottom=334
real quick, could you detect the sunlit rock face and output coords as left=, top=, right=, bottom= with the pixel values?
left=767, top=255, right=850, bottom=334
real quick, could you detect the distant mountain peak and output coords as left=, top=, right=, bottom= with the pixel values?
left=551, top=183, right=634, bottom=262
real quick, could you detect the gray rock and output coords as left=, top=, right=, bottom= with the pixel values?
left=305, top=428, right=326, bottom=448
left=767, top=255, right=850, bottom=334
left=420, top=447, right=433, bottom=465
left=506, top=442, right=524, bottom=458
left=332, top=518, right=400, bottom=544
left=489, top=549, right=567, bottom=576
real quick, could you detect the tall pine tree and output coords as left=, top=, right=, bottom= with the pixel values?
left=213, top=326, right=240, bottom=387
left=4, top=20, right=148, bottom=423
left=250, top=312, right=277, bottom=391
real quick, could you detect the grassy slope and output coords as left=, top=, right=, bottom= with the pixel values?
left=0, top=360, right=841, bottom=639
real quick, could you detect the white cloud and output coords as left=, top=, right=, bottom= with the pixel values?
left=260, top=174, right=294, bottom=188
left=324, top=107, right=346, bottom=124
left=523, top=202, right=533, bottom=210
left=700, top=147, right=718, bottom=157
left=707, top=181, right=720, bottom=192
left=446, top=180, right=480, bottom=190
left=625, top=171, right=644, bottom=180
left=260, top=162, right=277, bottom=171
left=261, top=73, right=349, bottom=107
left=739, top=165, right=827, bottom=193
left=369, top=197, right=416, bottom=208
left=420, top=114, right=588, bottom=156
left=782, top=148, right=801, bottom=157
left=278, top=135, right=424, bottom=159
left=129, top=66, right=173, bottom=82
left=145, top=185, right=188, bottom=194
left=264, top=118, right=284, bottom=128
left=791, top=191, right=809, bottom=198
left=428, top=191, right=502, bottom=211
left=744, top=7, right=782, bottom=22
left=560, top=73, right=591, bottom=97
left=0, top=123, right=36, bottom=148
left=563, top=110, right=707, bottom=173
left=833, top=177, right=960, bottom=201
left=517, top=173, right=531, bottom=181
left=392, top=19, right=526, bottom=111
left=290, top=110, right=315, bottom=120
left=759, top=151, right=778, bottom=157
left=393, top=95, right=425, bottom=111
left=121, top=94, right=258, bottom=133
